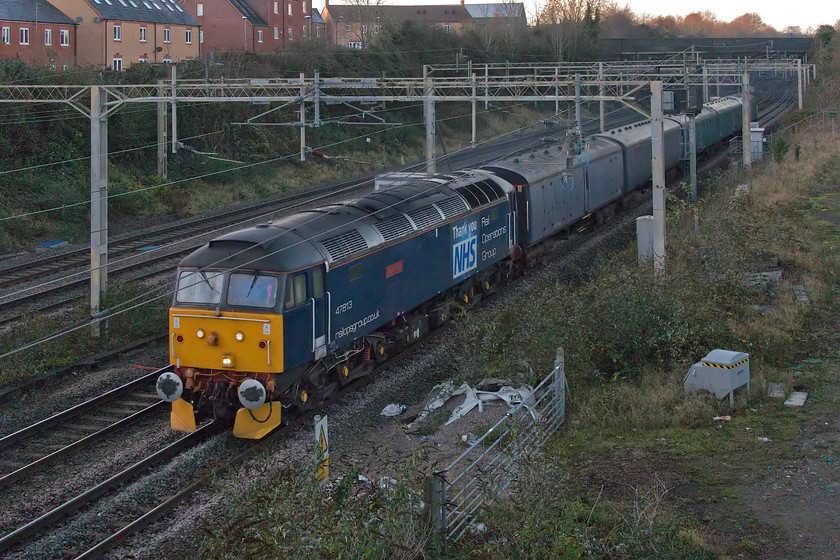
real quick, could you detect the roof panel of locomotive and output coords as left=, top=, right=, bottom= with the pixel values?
left=179, top=170, right=511, bottom=272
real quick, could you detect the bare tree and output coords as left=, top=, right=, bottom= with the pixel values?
left=536, top=0, right=601, bottom=60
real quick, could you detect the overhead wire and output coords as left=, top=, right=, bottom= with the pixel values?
left=0, top=97, right=549, bottom=303
left=0, top=99, right=570, bottom=358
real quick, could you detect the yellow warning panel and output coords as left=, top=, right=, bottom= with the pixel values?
left=233, top=403, right=282, bottom=439
left=315, top=415, right=329, bottom=484
left=171, top=398, right=196, bottom=433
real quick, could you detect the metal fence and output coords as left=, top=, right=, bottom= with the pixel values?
left=768, top=110, right=840, bottom=141
left=427, top=348, right=567, bottom=543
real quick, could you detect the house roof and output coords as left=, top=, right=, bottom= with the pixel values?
left=324, top=4, right=472, bottom=24
left=228, top=0, right=267, bottom=27
left=84, top=0, right=199, bottom=26
left=464, top=3, right=525, bottom=20
left=311, top=8, right=325, bottom=25
left=0, top=0, right=76, bottom=25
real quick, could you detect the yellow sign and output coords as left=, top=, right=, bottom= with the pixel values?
left=315, top=415, right=329, bottom=484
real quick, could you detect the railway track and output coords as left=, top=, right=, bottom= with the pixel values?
left=0, top=367, right=168, bottom=487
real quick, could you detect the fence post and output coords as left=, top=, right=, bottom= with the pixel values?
left=426, top=472, right=447, bottom=534
left=553, top=347, right=565, bottom=422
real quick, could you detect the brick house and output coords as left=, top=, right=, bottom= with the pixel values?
left=49, top=0, right=200, bottom=69
left=0, top=0, right=77, bottom=68
left=322, top=2, right=472, bottom=48
left=310, top=8, right=325, bottom=40
left=181, top=0, right=312, bottom=52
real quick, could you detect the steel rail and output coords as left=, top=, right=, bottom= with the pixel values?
left=0, top=366, right=169, bottom=451
left=0, top=422, right=219, bottom=554
left=0, top=401, right=166, bottom=488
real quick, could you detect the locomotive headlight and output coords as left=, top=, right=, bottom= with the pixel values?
left=156, top=371, right=183, bottom=403
left=196, top=329, right=205, bottom=339
left=221, top=355, right=234, bottom=368
left=235, top=331, right=245, bottom=342
left=238, top=379, right=267, bottom=410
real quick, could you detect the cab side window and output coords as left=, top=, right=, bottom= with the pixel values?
left=285, top=273, right=307, bottom=308
left=312, top=267, right=324, bottom=298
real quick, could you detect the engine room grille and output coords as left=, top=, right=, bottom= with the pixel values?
left=406, top=205, right=443, bottom=231
left=374, top=214, right=414, bottom=242
left=319, top=229, right=368, bottom=261
left=435, top=196, right=469, bottom=220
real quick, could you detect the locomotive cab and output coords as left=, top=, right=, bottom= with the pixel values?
left=164, top=267, right=287, bottom=439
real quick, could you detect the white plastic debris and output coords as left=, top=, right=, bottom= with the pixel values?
left=380, top=403, right=407, bottom=417
left=406, top=380, right=457, bottom=431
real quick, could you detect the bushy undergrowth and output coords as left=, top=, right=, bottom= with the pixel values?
left=200, top=458, right=434, bottom=560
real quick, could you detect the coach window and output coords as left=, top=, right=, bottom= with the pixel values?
left=285, top=273, right=307, bottom=308
left=227, top=273, right=278, bottom=308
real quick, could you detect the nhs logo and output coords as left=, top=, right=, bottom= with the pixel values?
left=452, top=220, right=478, bottom=279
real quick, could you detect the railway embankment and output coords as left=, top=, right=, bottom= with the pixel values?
left=178, top=119, right=840, bottom=559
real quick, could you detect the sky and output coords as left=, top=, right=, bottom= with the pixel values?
left=314, top=0, right=836, bottom=32
left=623, top=1, right=834, bottom=31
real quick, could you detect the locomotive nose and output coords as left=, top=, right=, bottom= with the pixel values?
left=156, top=371, right=184, bottom=403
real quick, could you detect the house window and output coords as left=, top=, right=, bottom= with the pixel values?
left=163, top=57, right=171, bottom=63
left=186, top=29, right=192, bottom=43
left=303, top=1, right=307, bottom=12
left=163, top=28, right=171, bottom=43
left=114, top=24, right=121, bottom=41
left=112, top=57, right=123, bottom=71
left=44, top=28, right=52, bottom=46
left=274, top=26, right=279, bottom=39
left=302, top=25, right=307, bottom=38
left=19, top=28, right=30, bottom=45
left=199, top=30, right=204, bottom=43
left=344, top=25, right=350, bottom=32
left=348, top=41, right=362, bottom=49
left=443, top=24, right=451, bottom=33
left=273, top=1, right=279, bottom=13
left=1, top=27, right=9, bottom=45
left=257, top=30, right=263, bottom=42
left=140, top=26, right=147, bottom=41
left=60, top=29, right=69, bottom=46
left=288, top=4, right=293, bottom=16
left=362, top=24, right=367, bottom=34
left=196, top=3, right=203, bottom=16
left=288, top=27, right=293, bottom=39
left=316, top=27, right=321, bottom=38
left=139, top=56, right=148, bottom=62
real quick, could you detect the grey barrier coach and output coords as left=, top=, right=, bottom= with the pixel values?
left=427, top=347, right=568, bottom=543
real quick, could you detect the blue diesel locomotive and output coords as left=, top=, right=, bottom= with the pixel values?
left=156, top=97, right=745, bottom=438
